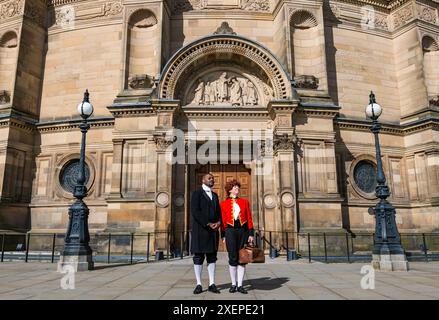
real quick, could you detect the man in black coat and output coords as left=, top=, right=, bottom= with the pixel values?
left=191, top=173, right=221, bottom=294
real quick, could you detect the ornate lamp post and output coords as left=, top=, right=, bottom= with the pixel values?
left=366, top=91, right=408, bottom=271
left=60, top=90, right=94, bottom=271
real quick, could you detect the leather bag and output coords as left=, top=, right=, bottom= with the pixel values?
left=239, top=244, right=265, bottom=264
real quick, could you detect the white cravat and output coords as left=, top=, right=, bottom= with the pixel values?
left=202, top=184, right=212, bottom=200
left=232, top=200, right=240, bottom=220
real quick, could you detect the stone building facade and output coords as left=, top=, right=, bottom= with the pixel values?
left=0, top=0, right=438, bottom=250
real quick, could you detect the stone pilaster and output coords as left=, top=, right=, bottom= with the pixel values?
left=107, top=139, right=124, bottom=199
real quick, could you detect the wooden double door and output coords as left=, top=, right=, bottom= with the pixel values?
left=195, top=164, right=251, bottom=204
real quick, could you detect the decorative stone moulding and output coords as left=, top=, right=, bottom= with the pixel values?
left=289, top=9, right=318, bottom=28
left=156, top=191, right=170, bottom=208
left=171, top=0, right=271, bottom=14
left=159, top=32, right=293, bottom=101
left=0, top=90, right=11, bottom=104
left=293, top=75, right=319, bottom=90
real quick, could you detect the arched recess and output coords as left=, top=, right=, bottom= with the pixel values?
left=289, top=10, right=326, bottom=90
left=125, top=9, right=158, bottom=90
left=422, top=35, right=439, bottom=104
left=159, top=35, right=294, bottom=102
left=0, top=31, right=18, bottom=104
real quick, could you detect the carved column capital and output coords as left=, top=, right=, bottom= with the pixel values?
left=153, top=133, right=174, bottom=151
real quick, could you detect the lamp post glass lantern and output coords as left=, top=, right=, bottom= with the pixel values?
left=60, top=90, right=94, bottom=271
left=366, top=91, right=408, bottom=271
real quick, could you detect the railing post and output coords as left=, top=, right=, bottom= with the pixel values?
left=307, top=233, right=311, bottom=263
left=422, top=233, right=428, bottom=263
left=1, top=234, right=5, bottom=262
left=107, top=233, right=111, bottom=264
left=181, top=231, right=184, bottom=259
left=323, top=232, right=328, bottom=263
left=269, top=231, right=273, bottom=257
left=51, top=233, right=56, bottom=263
left=130, top=233, right=134, bottom=265
left=146, top=233, right=150, bottom=263
left=25, top=233, right=31, bottom=263
left=346, top=233, right=351, bottom=263
left=167, top=231, right=170, bottom=261
left=188, top=231, right=192, bottom=255
left=285, top=232, right=289, bottom=261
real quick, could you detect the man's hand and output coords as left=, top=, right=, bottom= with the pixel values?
left=207, top=222, right=220, bottom=230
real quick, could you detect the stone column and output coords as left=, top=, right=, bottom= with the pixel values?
left=267, top=101, right=298, bottom=251
left=152, top=100, right=179, bottom=253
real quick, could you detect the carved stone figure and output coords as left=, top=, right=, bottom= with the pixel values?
left=188, top=71, right=268, bottom=106
left=229, top=77, right=242, bottom=106
left=245, top=80, right=257, bottom=105
left=204, top=81, right=212, bottom=105
left=217, top=72, right=229, bottom=102
left=193, top=79, right=205, bottom=104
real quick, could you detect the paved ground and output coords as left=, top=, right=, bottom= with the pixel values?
left=0, top=254, right=439, bottom=300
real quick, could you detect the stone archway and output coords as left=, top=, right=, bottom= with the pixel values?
left=158, top=34, right=294, bottom=102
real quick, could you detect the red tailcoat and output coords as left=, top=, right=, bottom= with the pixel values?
left=220, top=197, right=254, bottom=233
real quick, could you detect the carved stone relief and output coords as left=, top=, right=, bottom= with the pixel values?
left=391, top=5, right=414, bottom=30
left=53, top=0, right=123, bottom=27
left=417, top=4, right=437, bottom=25
left=0, top=90, right=11, bottom=104
left=184, top=70, right=273, bottom=106
left=0, top=0, right=24, bottom=20
left=171, top=0, right=270, bottom=14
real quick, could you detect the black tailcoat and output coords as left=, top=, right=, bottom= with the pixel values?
left=190, top=188, right=221, bottom=253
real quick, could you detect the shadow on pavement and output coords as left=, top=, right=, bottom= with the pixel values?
left=216, top=277, right=289, bottom=291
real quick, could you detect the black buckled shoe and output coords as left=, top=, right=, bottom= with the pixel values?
left=229, top=285, right=237, bottom=293
left=208, top=284, right=221, bottom=294
left=237, top=286, right=248, bottom=294
left=193, top=284, right=203, bottom=294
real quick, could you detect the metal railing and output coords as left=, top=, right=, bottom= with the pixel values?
left=1, top=231, right=438, bottom=264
